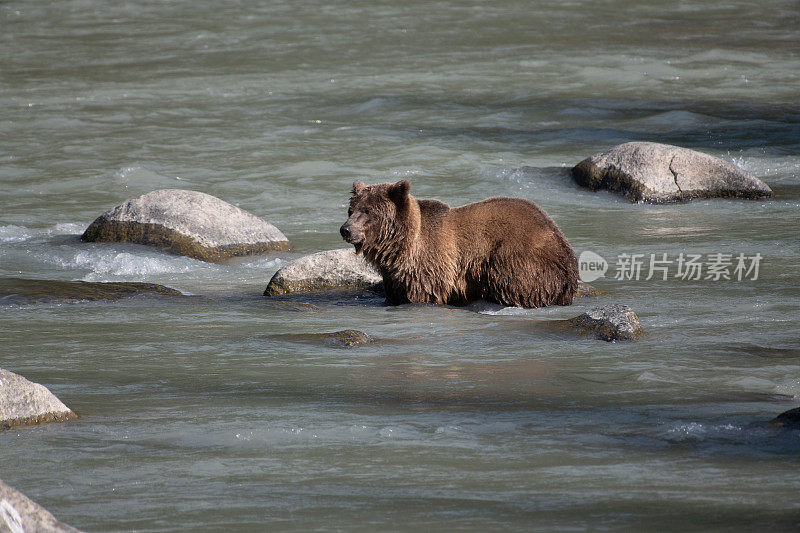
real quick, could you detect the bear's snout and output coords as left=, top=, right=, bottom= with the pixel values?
left=340, top=222, right=364, bottom=253
left=340, top=222, right=363, bottom=242
left=340, top=223, right=353, bottom=241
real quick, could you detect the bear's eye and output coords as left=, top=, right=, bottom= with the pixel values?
left=363, top=208, right=371, bottom=216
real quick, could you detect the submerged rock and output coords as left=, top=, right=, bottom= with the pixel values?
left=0, top=278, right=182, bottom=304
left=0, top=479, right=82, bottom=532
left=768, top=407, right=800, bottom=430
left=568, top=304, right=643, bottom=341
left=576, top=282, right=601, bottom=298
left=0, top=369, right=77, bottom=429
left=571, top=142, right=772, bottom=203
left=265, top=330, right=376, bottom=348
left=264, top=248, right=382, bottom=296
left=324, top=329, right=375, bottom=347
left=81, top=189, right=290, bottom=262
left=265, top=300, right=323, bottom=312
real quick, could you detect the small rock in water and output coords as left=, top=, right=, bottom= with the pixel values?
left=81, top=189, right=290, bottom=262
left=576, top=281, right=601, bottom=298
left=0, top=479, right=83, bottom=532
left=0, top=368, right=77, bottom=429
left=568, top=304, right=643, bottom=341
left=768, top=407, right=800, bottom=430
left=264, top=248, right=383, bottom=296
left=0, top=278, right=182, bottom=304
left=266, top=301, right=322, bottom=312
left=571, top=141, right=772, bottom=203
left=323, top=330, right=375, bottom=348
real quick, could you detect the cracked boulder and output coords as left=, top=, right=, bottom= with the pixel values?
left=571, top=142, right=772, bottom=203
left=1, top=369, right=77, bottom=429
left=81, top=189, right=290, bottom=262
left=264, top=248, right=383, bottom=296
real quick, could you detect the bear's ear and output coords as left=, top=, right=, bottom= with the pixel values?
left=352, top=180, right=366, bottom=195
left=389, top=179, right=411, bottom=205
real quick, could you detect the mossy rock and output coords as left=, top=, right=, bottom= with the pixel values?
left=82, top=189, right=290, bottom=262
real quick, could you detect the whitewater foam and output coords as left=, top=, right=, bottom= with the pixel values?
left=0, top=225, right=35, bottom=243
left=73, top=250, right=198, bottom=281
left=51, top=222, right=85, bottom=235
left=239, top=256, right=282, bottom=269
left=1, top=222, right=87, bottom=244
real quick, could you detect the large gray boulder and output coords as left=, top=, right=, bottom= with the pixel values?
left=0, top=479, right=82, bottom=532
left=571, top=142, right=772, bottom=203
left=568, top=304, right=643, bottom=341
left=264, top=248, right=382, bottom=296
left=0, top=369, right=77, bottom=429
left=81, top=189, right=290, bottom=262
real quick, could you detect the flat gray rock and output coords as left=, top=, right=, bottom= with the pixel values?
left=264, top=248, right=383, bottom=296
left=0, top=278, right=182, bottom=305
left=81, top=189, right=290, bottom=262
left=568, top=304, right=643, bottom=341
left=0, top=479, right=82, bottom=532
left=571, top=142, right=772, bottom=203
left=0, top=369, right=77, bottom=429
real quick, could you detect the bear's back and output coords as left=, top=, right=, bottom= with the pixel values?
left=447, top=197, right=565, bottom=248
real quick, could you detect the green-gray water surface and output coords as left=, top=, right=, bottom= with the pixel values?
left=1, top=0, right=799, bottom=531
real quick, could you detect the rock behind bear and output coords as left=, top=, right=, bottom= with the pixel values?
left=340, top=180, right=578, bottom=309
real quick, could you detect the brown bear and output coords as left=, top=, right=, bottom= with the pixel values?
left=339, top=180, right=578, bottom=308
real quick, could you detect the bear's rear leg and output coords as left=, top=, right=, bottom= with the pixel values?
left=485, top=252, right=575, bottom=309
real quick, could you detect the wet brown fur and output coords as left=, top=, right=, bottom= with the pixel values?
left=340, top=180, right=578, bottom=308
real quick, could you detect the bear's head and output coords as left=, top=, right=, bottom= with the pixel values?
left=340, top=179, right=411, bottom=255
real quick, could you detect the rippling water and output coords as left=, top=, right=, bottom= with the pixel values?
left=2, top=0, right=799, bottom=531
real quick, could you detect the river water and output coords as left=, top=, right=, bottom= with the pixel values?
left=2, top=0, right=799, bottom=531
